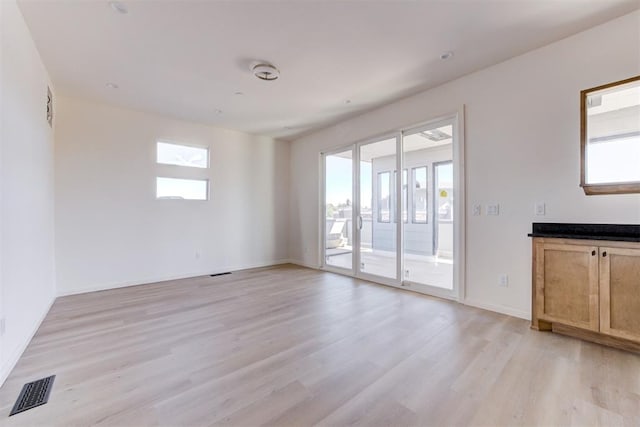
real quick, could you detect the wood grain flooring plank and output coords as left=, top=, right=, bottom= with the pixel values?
left=0, top=265, right=638, bottom=426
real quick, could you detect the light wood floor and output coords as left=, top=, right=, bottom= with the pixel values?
left=1, top=265, right=639, bottom=426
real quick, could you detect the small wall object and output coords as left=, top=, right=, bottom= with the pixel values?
left=46, top=86, right=53, bottom=127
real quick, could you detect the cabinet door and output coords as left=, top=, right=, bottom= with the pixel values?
left=535, top=242, right=599, bottom=331
left=600, top=247, right=640, bottom=342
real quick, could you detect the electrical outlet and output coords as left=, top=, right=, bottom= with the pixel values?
left=472, top=204, right=481, bottom=216
left=535, top=202, right=546, bottom=216
left=487, top=203, right=500, bottom=216
left=499, top=274, right=509, bottom=287
left=404, top=269, right=410, bottom=277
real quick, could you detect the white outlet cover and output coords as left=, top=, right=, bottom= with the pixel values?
left=487, top=203, right=500, bottom=215
left=499, top=274, right=509, bottom=287
left=535, top=202, right=546, bottom=216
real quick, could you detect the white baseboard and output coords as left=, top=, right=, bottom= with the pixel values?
left=286, top=259, right=321, bottom=270
left=57, top=259, right=292, bottom=297
left=0, top=296, right=55, bottom=387
left=463, top=298, right=531, bottom=320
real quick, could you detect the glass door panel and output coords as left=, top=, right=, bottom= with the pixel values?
left=324, top=149, right=354, bottom=271
left=358, top=137, right=398, bottom=280
left=402, top=123, right=454, bottom=290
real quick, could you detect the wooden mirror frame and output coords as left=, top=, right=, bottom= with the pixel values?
left=580, top=75, right=640, bottom=195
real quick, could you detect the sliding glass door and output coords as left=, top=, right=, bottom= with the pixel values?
left=357, top=136, right=400, bottom=282
left=402, top=121, right=454, bottom=294
left=323, top=147, right=354, bottom=272
left=322, top=115, right=460, bottom=299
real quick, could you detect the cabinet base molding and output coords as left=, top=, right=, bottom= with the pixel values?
left=530, top=319, right=552, bottom=331
left=549, top=323, right=640, bottom=354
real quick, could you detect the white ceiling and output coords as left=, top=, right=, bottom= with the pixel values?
left=18, top=0, right=640, bottom=140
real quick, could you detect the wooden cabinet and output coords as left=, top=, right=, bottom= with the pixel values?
left=532, top=237, right=640, bottom=351
left=599, top=247, right=640, bottom=342
left=534, top=242, right=599, bottom=331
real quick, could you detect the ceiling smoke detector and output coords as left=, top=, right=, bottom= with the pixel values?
left=440, top=51, right=454, bottom=60
left=252, top=63, right=279, bottom=81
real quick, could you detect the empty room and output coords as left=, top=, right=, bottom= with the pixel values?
left=1, top=0, right=640, bottom=425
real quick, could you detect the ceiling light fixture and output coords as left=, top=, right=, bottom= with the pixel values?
left=440, top=51, right=454, bottom=60
left=252, top=63, right=279, bottom=81
left=105, top=82, right=119, bottom=89
left=109, top=1, right=128, bottom=14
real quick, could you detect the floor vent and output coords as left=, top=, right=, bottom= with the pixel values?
left=9, top=375, right=55, bottom=416
left=210, top=272, right=231, bottom=277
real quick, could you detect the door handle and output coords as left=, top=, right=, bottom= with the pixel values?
left=357, top=216, right=363, bottom=230
left=591, top=250, right=596, bottom=256
left=602, top=251, right=607, bottom=257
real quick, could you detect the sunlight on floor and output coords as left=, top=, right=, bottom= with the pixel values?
left=326, top=249, right=453, bottom=289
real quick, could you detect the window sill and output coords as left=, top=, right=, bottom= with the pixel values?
left=581, top=183, right=640, bottom=195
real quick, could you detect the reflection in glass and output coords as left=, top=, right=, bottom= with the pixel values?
left=360, top=138, right=397, bottom=279
left=324, top=150, right=353, bottom=270
left=585, top=79, right=640, bottom=185
left=412, top=167, right=427, bottom=223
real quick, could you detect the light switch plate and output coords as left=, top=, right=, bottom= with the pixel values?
left=472, top=204, right=481, bottom=216
left=486, top=203, right=500, bottom=216
left=535, top=202, right=546, bottom=216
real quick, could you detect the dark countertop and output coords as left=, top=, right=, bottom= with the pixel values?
left=528, top=223, right=640, bottom=242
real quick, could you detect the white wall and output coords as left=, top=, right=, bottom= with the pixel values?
left=55, top=97, right=289, bottom=295
left=290, top=11, right=640, bottom=319
left=0, top=0, right=56, bottom=385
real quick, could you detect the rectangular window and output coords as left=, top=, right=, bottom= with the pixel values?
left=156, top=177, right=208, bottom=200
left=157, top=142, right=209, bottom=168
left=412, top=167, right=427, bottom=223
left=435, top=162, right=453, bottom=222
left=393, top=170, right=408, bottom=223
left=378, top=171, right=390, bottom=223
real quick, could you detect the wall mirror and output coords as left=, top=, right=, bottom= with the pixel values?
left=581, top=75, right=640, bottom=195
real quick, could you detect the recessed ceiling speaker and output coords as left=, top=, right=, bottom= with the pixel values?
left=252, top=63, right=280, bottom=81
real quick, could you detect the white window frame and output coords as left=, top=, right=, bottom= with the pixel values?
left=156, top=176, right=210, bottom=201
left=156, top=140, right=210, bottom=169
left=155, top=140, right=211, bottom=201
